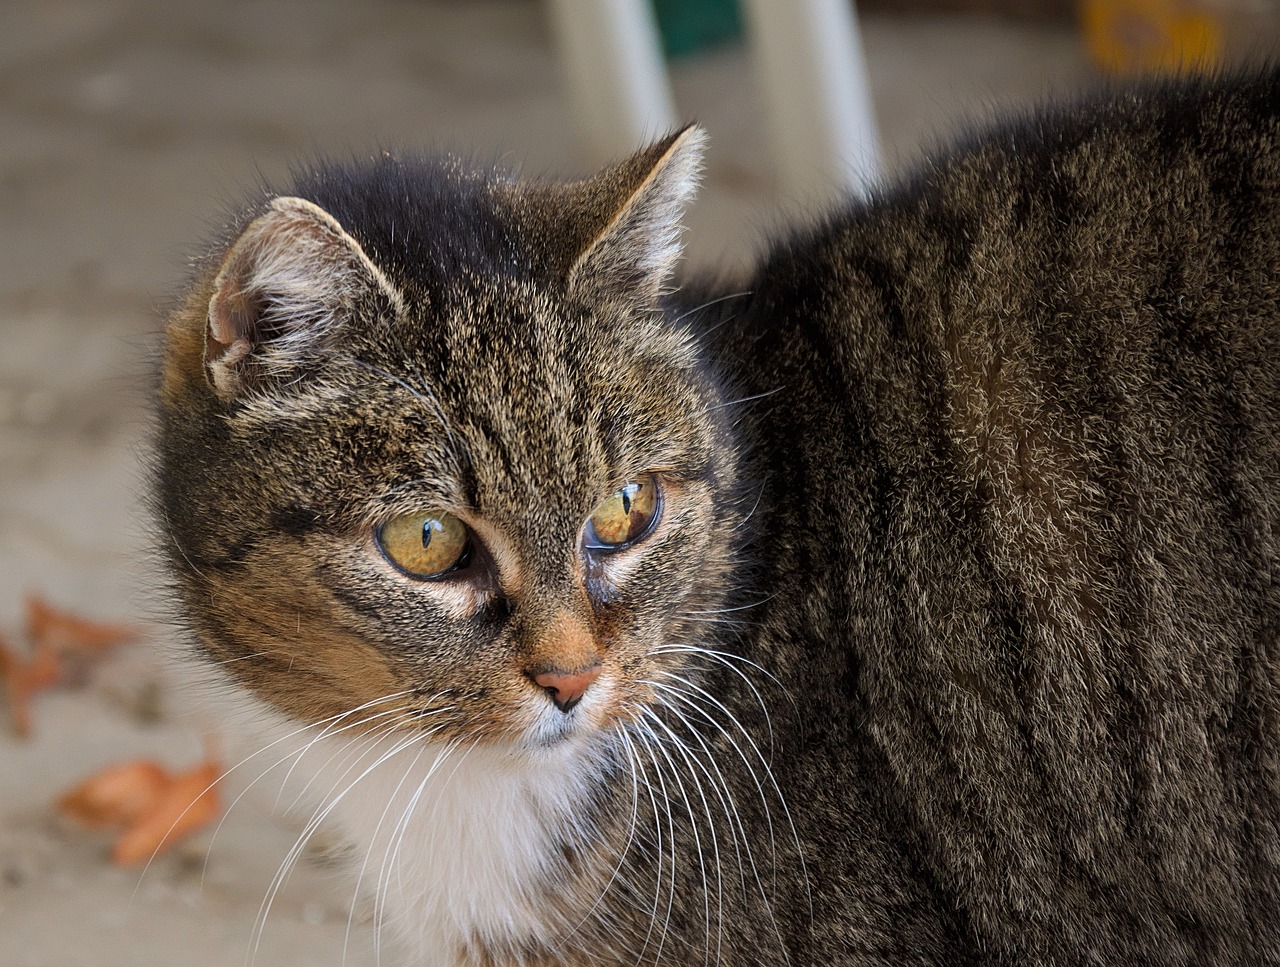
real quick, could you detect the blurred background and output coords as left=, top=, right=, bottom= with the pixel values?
left=0, top=1, right=1276, bottom=964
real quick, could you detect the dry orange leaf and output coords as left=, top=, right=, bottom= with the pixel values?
left=25, top=594, right=141, bottom=654
left=59, top=756, right=223, bottom=866
left=58, top=759, right=170, bottom=829
left=0, top=630, right=62, bottom=739
left=111, top=760, right=222, bottom=866
left=0, top=595, right=143, bottom=738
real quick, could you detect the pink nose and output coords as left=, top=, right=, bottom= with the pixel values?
left=532, top=665, right=601, bottom=712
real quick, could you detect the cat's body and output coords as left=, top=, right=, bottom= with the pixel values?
left=159, top=69, right=1279, bottom=965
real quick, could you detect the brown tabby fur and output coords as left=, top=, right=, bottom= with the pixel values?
left=158, top=69, right=1280, bottom=964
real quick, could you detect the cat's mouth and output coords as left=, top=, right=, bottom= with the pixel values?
left=393, top=671, right=644, bottom=751
left=525, top=709, right=585, bottom=748
left=518, top=672, right=649, bottom=752
left=524, top=687, right=609, bottom=748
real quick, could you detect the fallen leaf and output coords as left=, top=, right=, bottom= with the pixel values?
left=58, top=755, right=223, bottom=866
left=0, top=630, right=62, bottom=739
left=58, top=760, right=170, bottom=829
left=0, top=596, right=144, bottom=738
left=26, top=594, right=141, bottom=655
left=111, top=760, right=222, bottom=866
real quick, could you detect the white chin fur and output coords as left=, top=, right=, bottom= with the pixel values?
left=180, top=661, right=611, bottom=967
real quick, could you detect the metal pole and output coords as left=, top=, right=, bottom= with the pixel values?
left=740, top=0, right=880, bottom=199
left=546, top=0, right=679, bottom=165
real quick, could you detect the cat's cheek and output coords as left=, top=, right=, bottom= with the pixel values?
left=361, top=540, right=492, bottom=622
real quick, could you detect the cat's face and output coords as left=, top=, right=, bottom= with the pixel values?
left=158, top=129, right=742, bottom=752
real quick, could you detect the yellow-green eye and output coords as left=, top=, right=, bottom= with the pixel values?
left=376, top=510, right=470, bottom=580
left=585, top=475, right=662, bottom=551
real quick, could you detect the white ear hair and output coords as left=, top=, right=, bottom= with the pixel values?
left=205, top=196, right=403, bottom=399
left=568, top=125, right=708, bottom=304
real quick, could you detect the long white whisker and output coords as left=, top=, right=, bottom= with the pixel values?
left=653, top=672, right=813, bottom=941
left=279, top=704, right=424, bottom=813
left=652, top=642, right=789, bottom=753
left=376, top=736, right=468, bottom=967
left=670, top=290, right=752, bottom=326
left=128, top=690, right=416, bottom=904
left=681, top=595, right=778, bottom=616
left=709, top=385, right=784, bottom=411
left=731, top=480, right=768, bottom=533
left=643, top=684, right=754, bottom=903
left=204, top=703, right=410, bottom=886
left=337, top=355, right=464, bottom=472
left=249, top=729, right=423, bottom=966
left=641, top=706, right=725, bottom=967
left=622, top=722, right=675, bottom=967
left=559, top=732, right=644, bottom=948
left=633, top=718, right=684, bottom=967
left=341, top=733, right=435, bottom=966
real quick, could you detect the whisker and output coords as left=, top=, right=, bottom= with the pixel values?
left=250, top=728, right=426, bottom=966
left=622, top=720, right=677, bottom=967
left=373, top=735, right=466, bottom=967
left=560, top=730, right=645, bottom=947
left=128, top=690, right=417, bottom=904
left=278, top=705, right=419, bottom=813
left=335, top=354, right=464, bottom=472
left=709, top=386, right=784, bottom=411
left=651, top=672, right=812, bottom=941
left=640, top=707, right=725, bottom=967
left=670, top=289, right=752, bottom=326
left=213, top=651, right=273, bottom=665
left=342, top=738, right=431, bottom=965
left=651, top=642, right=790, bottom=752
left=731, top=479, right=768, bottom=533
left=644, top=689, right=754, bottom=903
left=681, top=594, right=777, bottom=616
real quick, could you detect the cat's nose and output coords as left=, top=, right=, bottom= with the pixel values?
left=532, top=665, right=601, bottom=713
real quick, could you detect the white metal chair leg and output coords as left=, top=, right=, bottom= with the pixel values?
left=740, top=0, right=880, bottom=199
left=546, top=0, right=679, bottom=166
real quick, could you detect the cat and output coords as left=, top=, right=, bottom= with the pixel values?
left=156, top=66, right=1280, bottom=966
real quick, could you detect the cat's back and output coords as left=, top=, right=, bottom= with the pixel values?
left=737, top=66, right=1280, bottom=588
left=753, top=66, right=1280, bottom=388
left=712, top=68, right=1280, bottom=964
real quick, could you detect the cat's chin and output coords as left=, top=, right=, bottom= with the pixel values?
left=518, top=711, right=606, bottom=755
left=517, top=692, right=622, bottom=753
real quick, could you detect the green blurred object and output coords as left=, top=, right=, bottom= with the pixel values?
left=652, top=0, right=743, bottom=58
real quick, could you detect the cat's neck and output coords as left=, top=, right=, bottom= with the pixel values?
left=221, top=683, right=622, bottom=966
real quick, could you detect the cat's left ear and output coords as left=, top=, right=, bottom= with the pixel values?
left=566, top=125, right=707, bottom=304
left=204, top=196, right=404, bottom=401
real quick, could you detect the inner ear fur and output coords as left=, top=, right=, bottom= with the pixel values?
left=204, top=196, right=403, bottom=400
left=562, top=125, right=707, bottom=305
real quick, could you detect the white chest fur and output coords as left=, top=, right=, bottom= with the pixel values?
left=220, top=691, right=607, bottom=966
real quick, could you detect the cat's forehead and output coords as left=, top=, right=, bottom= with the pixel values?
left=204, top=138, right=716, bottom=523
left=281, top=153, right=573, bottom=306
left=358, top=288, right=707, bottom=490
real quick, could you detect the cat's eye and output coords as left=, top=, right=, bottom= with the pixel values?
left=584, top=475, right=662, bottom=551
left=376, top=510, right=470, bottom=580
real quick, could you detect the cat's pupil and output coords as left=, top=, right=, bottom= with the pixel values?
left=421, top=521, right=433, bottom=549
left=621, top=489, right=633, bottom=515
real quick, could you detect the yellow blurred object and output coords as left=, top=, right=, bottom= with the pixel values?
left=1080, top=0, right=1224, bottom=74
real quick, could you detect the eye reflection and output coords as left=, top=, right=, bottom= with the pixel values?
left=377, top=510, right=470, bottom=579
left=584, top=474, right=662, bottom=551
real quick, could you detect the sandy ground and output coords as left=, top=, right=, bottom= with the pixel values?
left=0, top=1, right=1233, bottom=963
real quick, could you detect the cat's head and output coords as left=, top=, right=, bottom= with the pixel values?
left=158, top=128, right=745, bottom=752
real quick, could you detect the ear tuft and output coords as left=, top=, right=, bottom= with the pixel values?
left=205, top=196, right=402, bottom=400
left=567, top=125, right=707, bottom=304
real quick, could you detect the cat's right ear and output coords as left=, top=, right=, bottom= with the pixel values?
left=203, top=196, right=403, bottom=401
left=562, top=125, right=707, bottom=306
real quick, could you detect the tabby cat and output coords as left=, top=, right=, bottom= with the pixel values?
left=157, top=68, right=1280, bottom=965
